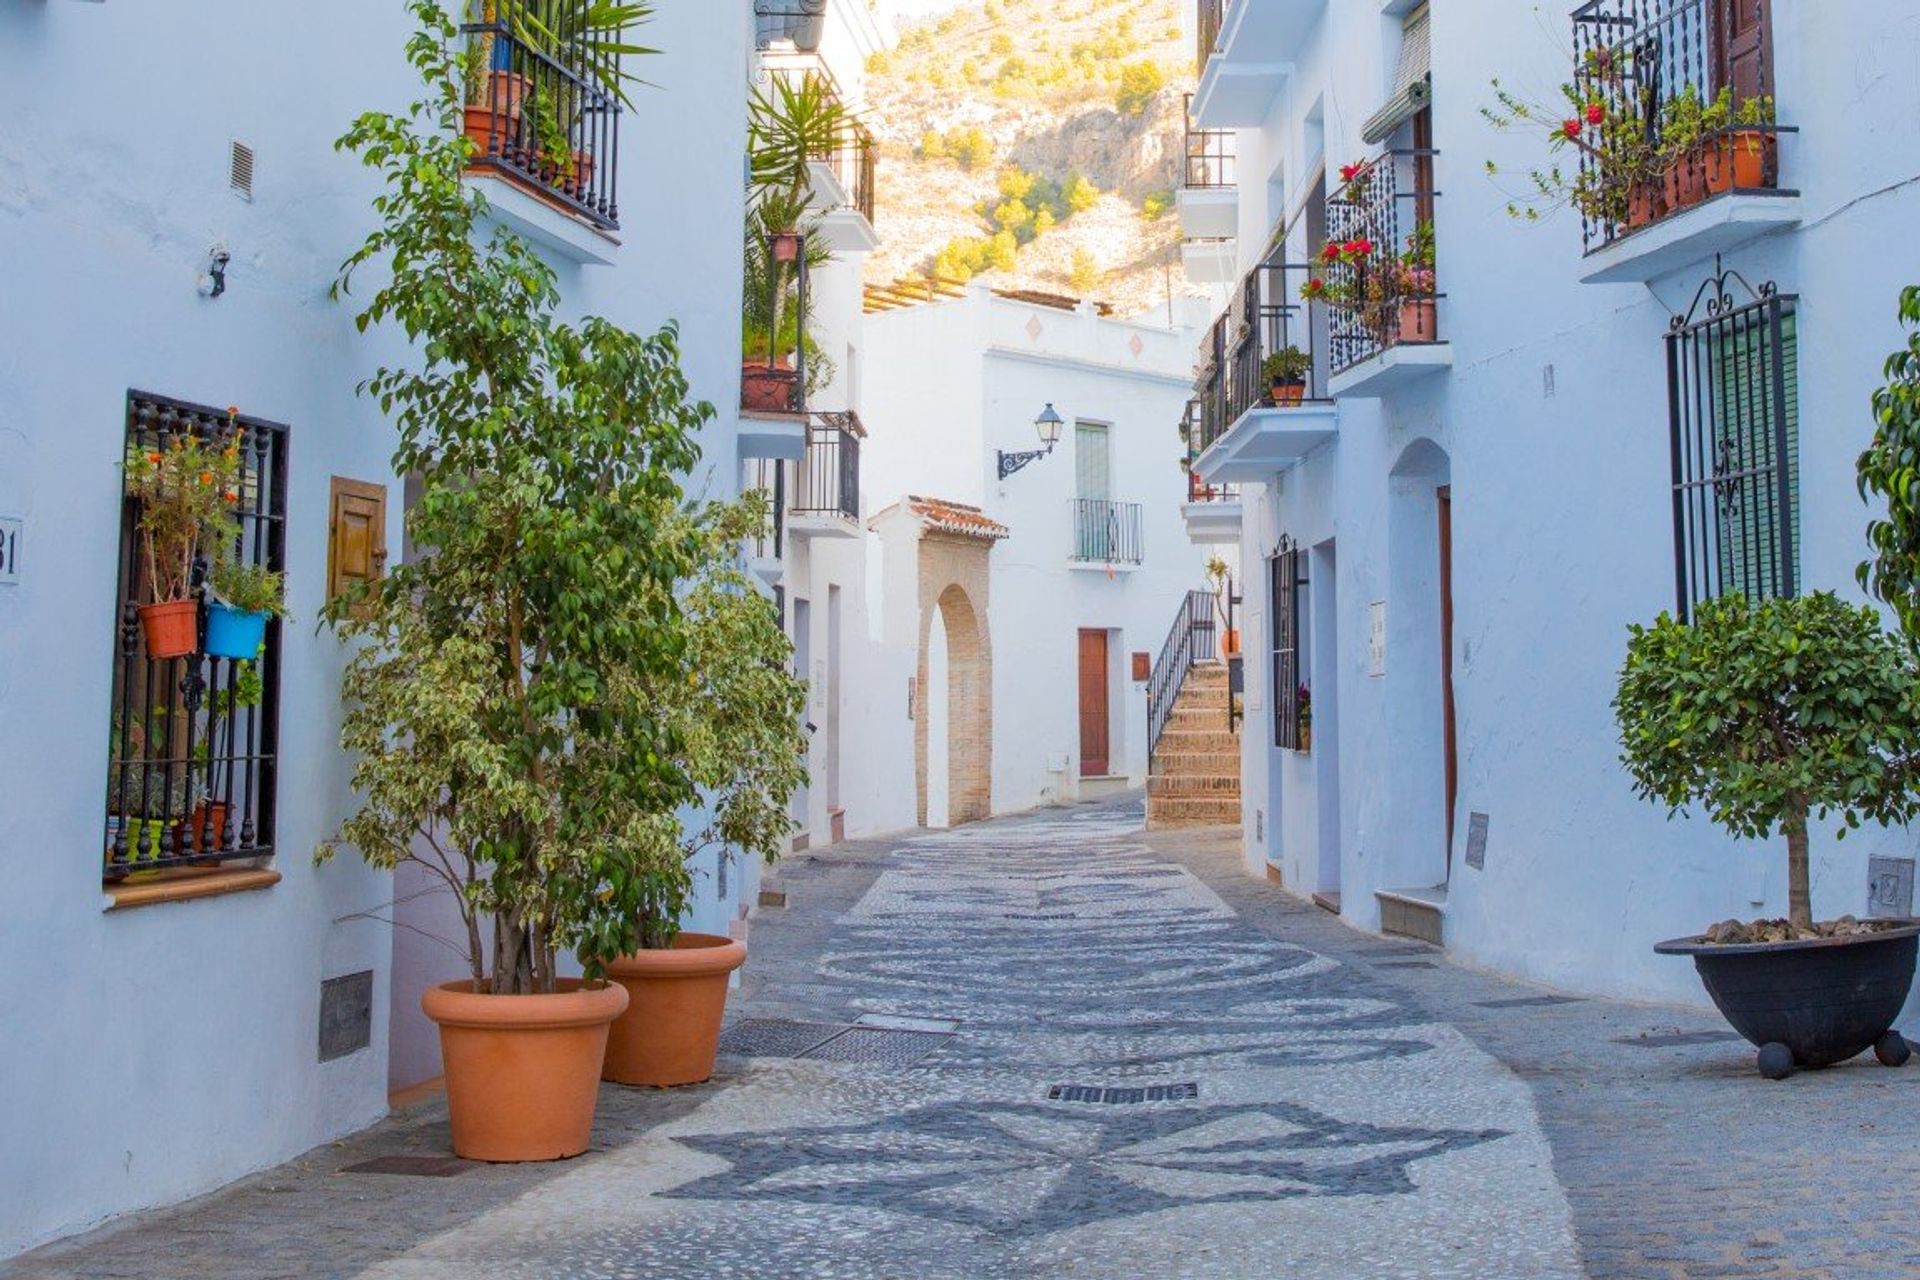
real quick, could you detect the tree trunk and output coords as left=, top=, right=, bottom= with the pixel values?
left=1784, top=803, right=1812, bottom=932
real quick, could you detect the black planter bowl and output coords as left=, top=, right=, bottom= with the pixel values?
left=1655, top=922, right=1920, bottom=1078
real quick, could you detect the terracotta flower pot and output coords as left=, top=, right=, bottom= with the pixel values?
left=741, top=361, right=800, bottom=414
left=1397, top=298, right=1437, bottom=343
left=139, top=599, right=199, bottom=660
left=189, top=800, right=229, bottom=854
left=602, top=933, right=748, bottom=1087
left=771, top=232, right=802, bottom=263
left=1224, top=628, right=1241, bottom=656
left=422, top=978, right=628, bottom=1162
left=462, top=104, right=515, bottom=160
left=1625, top=181, right=1662, bottom=230
left=1703, top=129, right=1776, bottom=195
left=1269, top=379, right=1306, bottom=406
left=1662, top=151, right=1707, bottom=214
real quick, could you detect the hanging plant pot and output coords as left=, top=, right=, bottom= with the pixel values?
left=204, top=601, right=268, bottom=661
left=741, top=360, right=800, bottom=414
left=139, top=599, right=200, bottom=660
left=422, top=978, right=628, bottom=1162
left=770, top=232, right=802, bottom=264
left=1655, top=923, right=1920, bottom=1078
left=1703, top=130, right=1776, bottom=194
left=602, top=933, right=749, bottom=1087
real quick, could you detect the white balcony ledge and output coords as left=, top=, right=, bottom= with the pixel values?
left=467, top=172, right=618, bottom=267
left=1181, top=499, right=1244, bottom=545
left=1182, top=238, right=1238, bottom=285
left=1192, top=403, right=1337, bottom=484
left=739, top=411, right=808, bottom=462
left=1329, top=342, right=1453, bottom=398
left=1579, top=191, right=1801, bottom=285
left=1193, top=60, right=1288, bottom=129
left=1178, top=187, right=1238, bottom=240
left=1192, top=0, right=1326, bottom=127
left=1068, top=559, right=1143, bottom=574
left=807, top=159, right=880, bottom=254
left=788, top=510, right=862, bottom=541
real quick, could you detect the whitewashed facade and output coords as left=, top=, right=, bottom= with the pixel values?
left=1182, top=0, right=1920, bottom=1004
left=0, top=2, right=751, bottom=1257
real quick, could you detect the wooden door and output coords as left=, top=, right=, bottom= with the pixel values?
left=1078, top=629, right=1110, bottom=777
left=328, top=478, right=387, bottom=619
left=1715, top=0, right=1771, bottom=104
left=1437, top=486, right=1458, bottom=866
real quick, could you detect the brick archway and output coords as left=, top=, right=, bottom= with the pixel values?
left=916, top=537, right=995, bottom=827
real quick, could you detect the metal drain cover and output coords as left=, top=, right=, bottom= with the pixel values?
left=342, top=1155, right=471, bottom=1178
left=717, top=1018, right=952, bottom=1066
left=717, top=1019, right=847, bottom=1058
left=803, top=1027, right=950, bottom=1066
left=1048, top=1082, right=1199, bottom=1105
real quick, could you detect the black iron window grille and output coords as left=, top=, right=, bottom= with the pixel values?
left=1071, top=499, right=1145, bottom=566
left=1195, top=0, right=1227, bottom=76
left=1323, top=148, right=1442, bottom=375
left=459, top=1, right=623, bottom=231
left=792, top=411, right=863, bottom=522
left=106, top=392, right=286, bottom=880
left=1147, top=589, right=1220, bottom=758
left=1571, top=0, right=1785, bottom=254
left=1184, top=93, right=1236, bottom=189
left=1271, top=541, right=1307, bottom=751
left=1666, top=268, right=1798, bottom=619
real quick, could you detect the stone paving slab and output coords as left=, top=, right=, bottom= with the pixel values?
left=12, top=802, right=1920, bottom=1278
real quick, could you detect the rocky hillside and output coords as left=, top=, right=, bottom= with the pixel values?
left=862, top=0, right=1206, bottom=320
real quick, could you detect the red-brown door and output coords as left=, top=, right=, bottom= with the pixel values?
left=1438, top=486, right=1458, bottom=866
left=1715, top=0, right=1771, bottom=104
left=1078, top=629, right=1110, bottom=777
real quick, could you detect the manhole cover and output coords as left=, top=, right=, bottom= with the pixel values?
left=803, top=1027, right=950, bottom=1066
left=717, top=1019, right=846, bottom=1059
left=1047, top=1082, right=1199, bottom=1105
left=1474, top=995, right=1582, bottom=1009
left=341, top=1155, right=471, bottom=1178
left=1617, top=1030, right=1743, bottom=1048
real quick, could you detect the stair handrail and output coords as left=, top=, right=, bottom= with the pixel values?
left=1147, top=588, right=1219, bottom=761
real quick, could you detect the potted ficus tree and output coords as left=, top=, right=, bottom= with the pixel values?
left=1262, top=346, right=1311, bottom=406
left=324, top=1, right=738, bottom=1162
left=123, top=427, right=243, bottom=660
left=1616, top=592, right=1920, bottom=1079
left=600, top=498, right=808, bottom=1088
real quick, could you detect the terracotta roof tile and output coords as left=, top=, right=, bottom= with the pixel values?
left=905, top=494, right=1010, bottom=542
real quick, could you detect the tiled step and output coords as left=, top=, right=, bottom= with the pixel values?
left=1146, top=795, right=1244, bottom=827
left=1165, top=707, right=1233, bottom=730
left=1156, top=729, right=1239, bottom=754
left=1147, top=774, right=1241, bottom=799
left=1148, top=751, right=1240, bottom=776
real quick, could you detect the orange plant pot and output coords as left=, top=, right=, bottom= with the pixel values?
left=741, top=361, right=800, bottom=414
left=1625, top=181, right=1663, bottom=230
left=1398, top=298, right=1438, bottom=343
left=602, top=933, right=748, bottom=1087
left=1224, top=628, right=1242, bottom=656
left=462, top=105, right=516, bottom=160
left=139, top=599, right=199, bottom=660
left=1662, top=152, right=1707, bottom=214
left=1269, top=380, right=1306, bottom=406
left=423, top=979, right=628, bottom=1162
left=1704, top=130, right=1776, bottom=194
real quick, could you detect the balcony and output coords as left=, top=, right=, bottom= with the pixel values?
left=787, top=412, right=864, bottom=540
left=1322, top=149, right=1452, bottom=398
left=1070, top=499, right=1145, bottom=569
left=741, top=231, right=812, bottom=460
left=459, top=1, right=622, bottom=263
left=1570, top=0, right=1797, bottom=284
left=1181, top=402, right=1243, bottom=545
left=1191, top=0, right=1326, bottom=128
left=1190, top=259, right=1337, bottom=485
left=1178, top=93, right=1238, bottom=241
left=1182, top=238, right=1238, bottom=285
left=810, top=115, right=880, bottom=253
left=743, top=456, right=787, bottom=583
left=755, top=0, right=826, bottom=52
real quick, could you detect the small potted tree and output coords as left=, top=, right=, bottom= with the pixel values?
left=1262, top=346, right=1311, bottom=406
left=1616, top=592, right=1920, bottom=1079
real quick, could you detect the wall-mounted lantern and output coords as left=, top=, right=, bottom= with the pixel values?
left=997, top=403, right=1065, bottom=481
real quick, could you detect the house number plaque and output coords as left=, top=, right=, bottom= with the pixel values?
left=0, top=516, right=20, bottom=586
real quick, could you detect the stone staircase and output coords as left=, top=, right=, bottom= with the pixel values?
left=1146, top=661, right=1242, bottom=828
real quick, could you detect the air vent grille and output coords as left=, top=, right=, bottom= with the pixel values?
left=229, top=140, right=255, bottom=201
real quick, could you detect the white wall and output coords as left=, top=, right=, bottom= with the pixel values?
left=0, top=0, right=750, bottom=1255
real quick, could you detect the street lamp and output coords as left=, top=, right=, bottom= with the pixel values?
left=998, top=403, right=1065, bottom=481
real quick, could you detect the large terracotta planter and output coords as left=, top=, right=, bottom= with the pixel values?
left=741, top=361, right=800, bottom=414
left=1625, top=181, right=1663, bottom=231
left=1397, top=298, right=1437, bottom=343
left=139, top=599, right=199, bottom=660
left=1662, top=151, right=1707, bottom=215
left=422, top=978, right=628, bottom=1162
left=1703, top=130, right=1776, bottom=194
left=602, top=933, right=748, bottom=1087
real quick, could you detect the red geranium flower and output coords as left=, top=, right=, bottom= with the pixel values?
left=1321, top=242, right=1340, bottom=262
left=1339, top=163, right=1360, bottom=182
left=1562, top=118, right=1581, bottom=139
left=1585, top=102, right=1605, bottom=126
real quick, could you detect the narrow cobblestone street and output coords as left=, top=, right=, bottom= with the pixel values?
left=15, top=801, right=1920, bottom=1279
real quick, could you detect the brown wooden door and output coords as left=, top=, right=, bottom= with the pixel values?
left=1438, top=486, right=1458, bottom=866
left=1078, top=629, right=1110, bottom=777
left=1715, top=0, right=1771, bottom=103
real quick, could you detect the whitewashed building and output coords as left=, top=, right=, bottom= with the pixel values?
left=1181, top=0, right=1920, bottom=1004
left=0, top=1, right=752, bottom=1257
left=861, top=287, right=1213, bottom=821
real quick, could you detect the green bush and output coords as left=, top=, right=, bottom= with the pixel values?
left=1063, top=171, right=1100, bottom=213
left=1115, top=59, right=1165, bottom=114
left=1141, top=188, right=1174, bottom=221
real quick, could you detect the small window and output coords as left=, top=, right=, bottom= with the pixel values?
left=1271, top=544, right=1308, bottom=751
left=105, top=393, right=287, bottom=880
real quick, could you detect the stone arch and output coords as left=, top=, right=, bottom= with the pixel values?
left=916, top=543, right=994, bottom=827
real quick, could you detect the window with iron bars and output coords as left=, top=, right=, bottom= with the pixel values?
left=106, top=393, right=286, bottom=881
left=1270, top=543, right=1308, bottom=751
left=1666, top=271, right=1798, bottom=619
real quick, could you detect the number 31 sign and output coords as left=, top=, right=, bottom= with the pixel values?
left=0, top=516, right=21, bottom=586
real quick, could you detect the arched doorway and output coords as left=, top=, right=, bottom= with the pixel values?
left=917, top=580, right=992, bottom=827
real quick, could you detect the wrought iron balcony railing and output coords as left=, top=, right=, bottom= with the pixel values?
left=1180, top=399, right=1240, bottom=501
left=744, top=456, right=787, bottom=561
left=1184, top=93, right=1236, bottom=189
left=460, top=1, right=622, bottom=230
left=816, top=117, right=878, bottom=225
left=1071, top=499, right=1145, bottom=566
left=1571, top=0, right=1786, bottom=254
left=1321, top=148, right=1442, bottom=375
left=792, top=412, right=863, bottom=522
left=755, top=0, right=827, bottom=51
left=742, top=231, right=812, bottom=416
left=1195, top=0, right=1227, bottom=76
left=1190, top=258, right=1329, bottom=458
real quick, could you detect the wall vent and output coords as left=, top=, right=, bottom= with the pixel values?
left=229, top=140, right=255, bottom=201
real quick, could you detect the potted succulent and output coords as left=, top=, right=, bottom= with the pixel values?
left=1657, top=85, right=1711, bottom=214
left=1703, top=91, right=1777, bottom=194
left=602, top=500, right=807, bottom=1088
left=1616, top=593, right=1920, bottom=1079
left=205, top=561, right=288, bottom=662
left=1263, top=346, right=1311, bottom=406
left=124, top=426, right=243, bottom=660
left=326, top=2, right=755, bottom=1162
left=1394, top=222, right=1437, bottom=344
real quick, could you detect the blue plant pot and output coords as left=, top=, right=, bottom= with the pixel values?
left=205, top=602, right=268, bottom=661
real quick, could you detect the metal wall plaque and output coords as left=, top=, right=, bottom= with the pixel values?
left=1368, top=601, right=1387, bottom=677
left=1463, top=812, right=1490, bottom=871
left=1868, top=856, right=1914, bottom=918
left=319, top=970, right=374, bottom=1063
left=0, top=516, right=19, bottom=586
